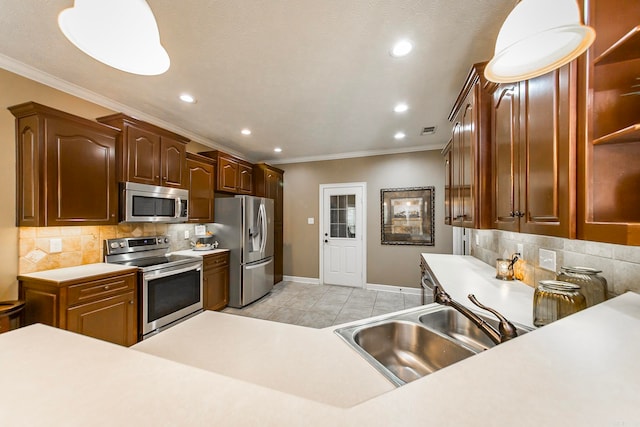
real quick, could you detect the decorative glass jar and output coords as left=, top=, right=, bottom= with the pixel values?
left=556, top=266, right=607, bottom=308
left=533, top=280, right=586, bottom=327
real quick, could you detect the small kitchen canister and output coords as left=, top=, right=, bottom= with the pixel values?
left=556, top=266, right=607, bottom=308
left=533, top=280, right=587, bottom=327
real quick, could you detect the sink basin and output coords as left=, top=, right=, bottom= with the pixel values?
left=335, top=304, right=533, bottom=386
left=353, top=320, right=475, bottom=385
left=418, top=307, right=529, bottom=351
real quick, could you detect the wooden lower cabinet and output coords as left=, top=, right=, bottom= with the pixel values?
left=67, top=291, right=136, bottom=346
left=202, top=252, right=229, bottom=311
left=19, top=269, right=138, bottom=347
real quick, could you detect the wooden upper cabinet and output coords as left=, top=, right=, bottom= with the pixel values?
left=9, top=102, right=119, bottom=226
left=447, top=62, right=492, bottom=229
left=186, top=152, right=215, bottom=223
left=237, top=163, right=253, bottom=194
left=491, top=64, right=576, bottom=238
left=199, top=150, right=254, bottom=194
left=125, top=125, right=160, bottom=185
left=442, top=141, right=452, bottom=225
left=577, top=0, right=640, bottom=245
left=96, top=113, right=189, bottom=189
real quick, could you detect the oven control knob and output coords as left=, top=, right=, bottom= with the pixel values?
left=164, top=238, right=169, bottom=243
left=157, top=238, right=163, bottom=244
left=110, top=242, right=118, bottom=249
left=119, top=242, right=125, bottom=248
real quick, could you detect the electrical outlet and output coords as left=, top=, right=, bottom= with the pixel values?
left=184, top=230, right=190, bottom=239
left=307, top=217, right=315, bottom=225
left=475, top=234, right=479, bottom=246
left=517, top=243, right=524, bottom=257
left=50, top=238, right=62, bottom=253
left=539, top=248, right=556, bottom=271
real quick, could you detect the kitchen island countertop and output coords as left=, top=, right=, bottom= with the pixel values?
left=2, top=255, right=639, bottom=426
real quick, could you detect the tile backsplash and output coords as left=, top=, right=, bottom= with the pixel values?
left=471, top=229, right=640, bottom=297
left=19, top=223, right=204, bottom=274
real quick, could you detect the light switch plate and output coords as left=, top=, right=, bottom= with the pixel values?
left=307, top=217, right=315, bottom=225
left=50, top=238, right=62, bottom=253
left=539, top=248, right=556, bottom=271
left=184, top=230, right=190, bottom=239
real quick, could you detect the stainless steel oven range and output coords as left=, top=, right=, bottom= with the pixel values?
left=104, top=236, right=202, bottom=340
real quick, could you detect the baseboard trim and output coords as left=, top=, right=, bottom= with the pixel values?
left=281, top=276, right=422, bottom=295
left=365, top=283, right=422, bottom=295
left=282, top=275, right=320, bottom=285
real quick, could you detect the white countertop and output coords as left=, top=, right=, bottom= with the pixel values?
left=17, top=262, right=138, bottom=283
left=2, top=254, right=639, bottom=426
left=421, top=254, right=535, bottom=327
left=172, top=248, right=230, bottom=257
left=133, top=311, right=394, bottom=407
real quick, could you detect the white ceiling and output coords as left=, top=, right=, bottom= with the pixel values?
left=0, top=0, right=516, bottom=163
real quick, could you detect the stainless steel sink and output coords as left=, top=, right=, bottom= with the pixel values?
left=353, top=320, right=475, bottom=385
left=335, top=304, right=533, bottom=386
left=418, top=308, right=530, bottom=352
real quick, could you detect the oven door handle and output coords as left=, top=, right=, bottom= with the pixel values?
left=144, top=263, right=202, bottom=281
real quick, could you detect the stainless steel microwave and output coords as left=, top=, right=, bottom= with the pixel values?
left=121, top=182, right=189, bottom=223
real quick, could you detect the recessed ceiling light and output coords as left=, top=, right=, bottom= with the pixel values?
left=394, top=103, right=409, bottom=113
left=394, top=132, right=406, bottom=140
left=274, top=147, right=282, bottom=153
left=390, top=40, right=413, bottom=57
left=241, top=129, right=252, bottom=135
left=179, top=94, right=196, bottom=103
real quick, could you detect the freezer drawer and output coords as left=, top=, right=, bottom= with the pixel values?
left=232, top=257, right=274, bottom=308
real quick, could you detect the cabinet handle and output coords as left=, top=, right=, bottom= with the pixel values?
left=514, top=211, right=525, bottom=218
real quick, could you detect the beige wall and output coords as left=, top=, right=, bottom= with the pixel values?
left=279, top=151, right=453, bottom=288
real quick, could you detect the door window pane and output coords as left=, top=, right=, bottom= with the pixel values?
left=330, top=194, right=356, bottom=238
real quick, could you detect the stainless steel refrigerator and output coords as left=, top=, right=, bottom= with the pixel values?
left=213, top=195, right=274, bottom=308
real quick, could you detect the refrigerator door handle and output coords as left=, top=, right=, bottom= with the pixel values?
left=245, top=257, right=273, bottom=270
left=259, top=202, right=267, bottom=254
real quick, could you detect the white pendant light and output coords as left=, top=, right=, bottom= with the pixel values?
left=58, top=0, right=170, bottom=76
left=485, top=0, right=595, bottom=83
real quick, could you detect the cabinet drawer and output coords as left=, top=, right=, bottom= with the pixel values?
left=67, top=274, right=136, bottom=306
left=203, top=253, right=229, bottom=270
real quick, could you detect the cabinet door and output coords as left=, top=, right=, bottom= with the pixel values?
left=217, top=157, right=238, bottom=192
left=451, top=122, right=463, bottom=226
left=443, top=142, right=452, bottom=225
left=519, top=66, right=575, bottom=238
left=16, top=114, right=43, bottom=226
left=203, top=254, right=229, bottom=310
left=46, top=117, right=118, bottom=225
left=160, top=137, right=186, bottom=188
left=459, top=100, right=476, bottom=228
left=187, top=157, right=215, bottom=223
left=126, top=125, right=161, bottom=186
left=238, top=163, right=253, bottom=194
left=66, top=291, right=137, bottom=346
left=492, top=84, right=520, bottom=232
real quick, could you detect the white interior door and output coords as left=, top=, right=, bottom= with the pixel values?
left=321, top=184, right=365, bottom=287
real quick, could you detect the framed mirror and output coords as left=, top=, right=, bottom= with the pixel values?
left=381, top=186, right=435, bottom=246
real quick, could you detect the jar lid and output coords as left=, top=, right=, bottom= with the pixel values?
left=560, top=266, right=602, bottom=274
left=538, top=280, right=581, bottom=292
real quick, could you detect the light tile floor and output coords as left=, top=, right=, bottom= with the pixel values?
left=222, top=281, right=423, bottom=328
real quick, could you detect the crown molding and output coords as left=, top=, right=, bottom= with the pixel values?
left=263, top=143, right=445, bottom=165
left=0, top=54, right=247, bottom=158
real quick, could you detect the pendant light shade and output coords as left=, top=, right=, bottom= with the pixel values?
left=58, top=0, right=170, bottom=76
left=485, top=0, right=595, bottom=83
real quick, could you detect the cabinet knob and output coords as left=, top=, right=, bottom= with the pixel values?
left=104, top=285, right=109, bottom=290
left=129, top=300, right=134, bottom=305
left=155, top=175, right=160, bottom=179
left=163, top=176, right=167, bottom=180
